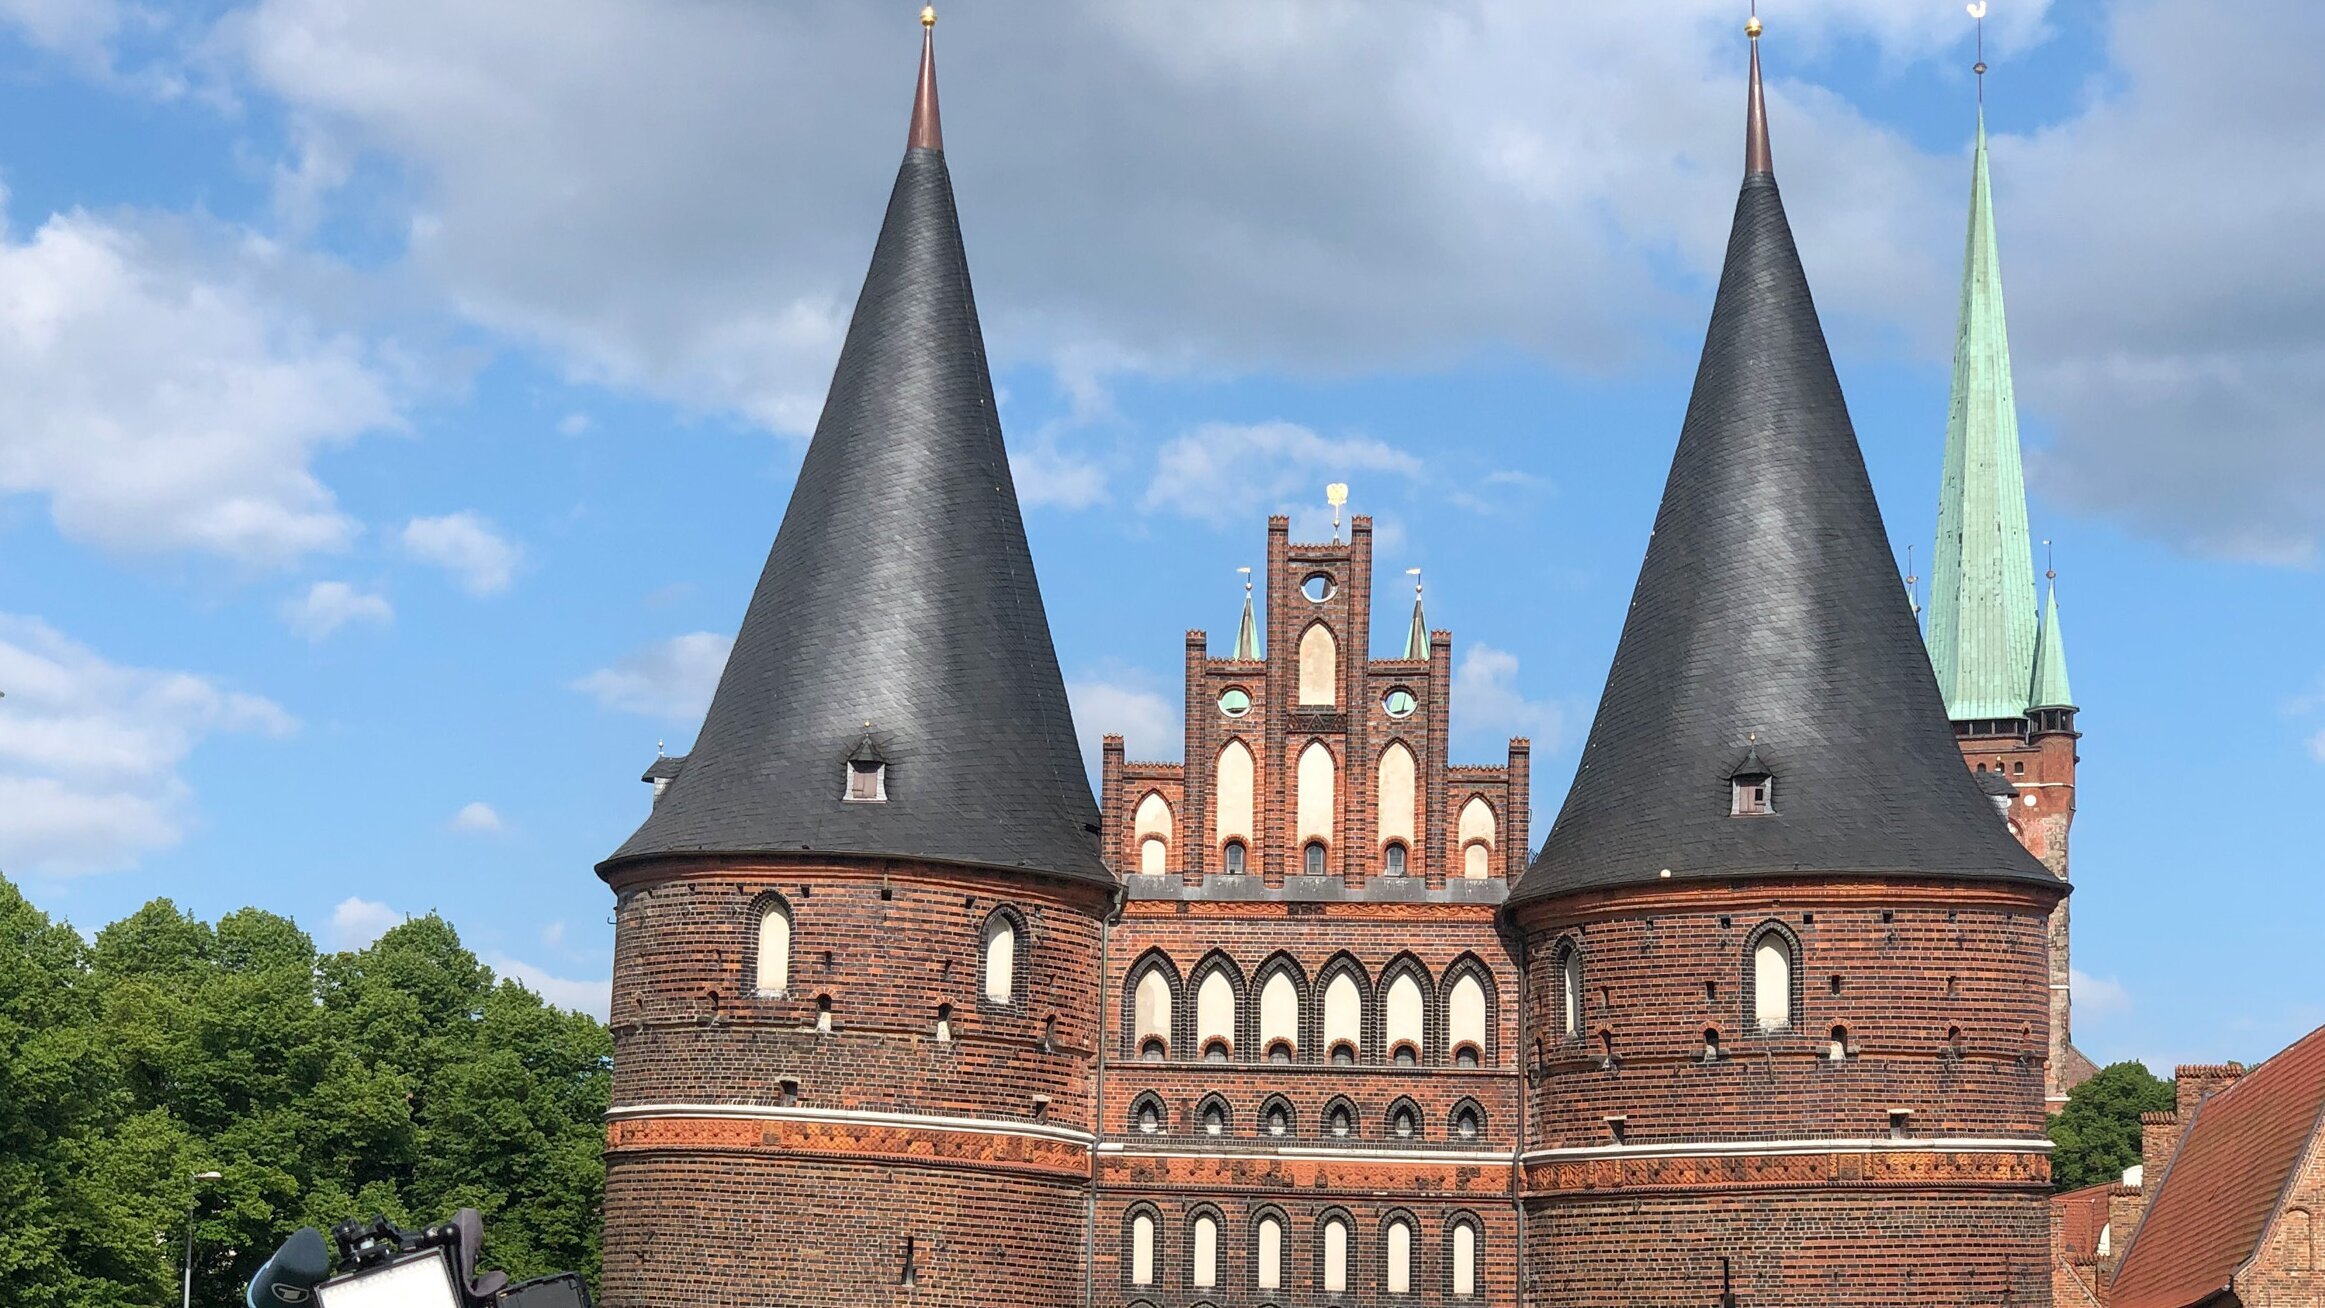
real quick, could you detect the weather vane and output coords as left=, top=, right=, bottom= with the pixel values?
left=1968, top=2, right=1989, bottom=99
left=1326, top=483, right=1349, bottom=540
left=2044, top=537, right=2056, bottom=582
left=1238, top=565, right=1253, bottom=596
left=1407, top=566, right=1423, bottom=597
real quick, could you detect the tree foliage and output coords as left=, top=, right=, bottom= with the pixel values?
left=2049, top=1060, right=2177, bottom=1192
left=0, top=873, right=608, bottom=1307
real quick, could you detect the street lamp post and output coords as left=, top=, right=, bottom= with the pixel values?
left=184, top=1172, right=221, bottom=1308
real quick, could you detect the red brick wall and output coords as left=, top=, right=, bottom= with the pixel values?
left=1512, top=876, right=2061, bottom=1306
left=600, top=854, right=1113, bottom=1308
left=602, top=1151, right=1090, bottom=1307
left=2236, top=1125, right=2323, bottom=1303
left=1527, top=1191, right=2052, bottom=1306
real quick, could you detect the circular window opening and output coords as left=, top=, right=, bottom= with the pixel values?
left=1265, top=1104, right=1289, bottom=1136
left=1383, top=687, right=1417, bottom=718
left=1301, top=573, right=1335, bottom=603
left=1328, top=1106, right=1353, bottom=1138
left=1136, top=1103, right=1161, bottom=1135
left=1218, top=687, right=1252, bottom=718
left=1392, top=1106, right=1416, bottom=1139
left=1201, top=1104, right=1225, bottom=1136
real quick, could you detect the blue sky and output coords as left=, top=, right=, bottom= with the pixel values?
left=0, top=1, right=2319, bottom=1071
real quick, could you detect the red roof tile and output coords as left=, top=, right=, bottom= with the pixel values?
left=2112, top=1024, right=2325, bottom=1308
left=2054, top=1180, right=2115, bottom=1262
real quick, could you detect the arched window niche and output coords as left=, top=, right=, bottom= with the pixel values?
left=981, top=910, right=1021, bottom=1005
left=751, top=895, right=792, bottom=997
left=1747, top=923, right=1798, bottom=1032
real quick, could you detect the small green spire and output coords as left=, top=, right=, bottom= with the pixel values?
left=1234, top=569, right=1261, bottom=660
left=2029, top=581, right=2075, bottom=710
left=1403, top=569, right=1427, bottom=660
left=1927, top=108, right=2040, bottom=722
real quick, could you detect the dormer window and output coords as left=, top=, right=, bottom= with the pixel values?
left=845, top=730, right=887, bottom=803
left=1728, top=740, right=1773, bottom=816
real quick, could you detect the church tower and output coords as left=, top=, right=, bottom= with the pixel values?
left=1506, top=18, right=2068, bottom=1305
left=1922, top=83, right=2093, bottom=1105
left=595, top=15, right=1111, bottom=1306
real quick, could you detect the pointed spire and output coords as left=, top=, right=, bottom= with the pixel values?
left=2030, top=579, right=2075, bottom=710
left=1745, top=8, right=1773, bottom=176
left=1403, top=569, right=1428, bottom=660
left=605, top=16, right=1103, bottom=886
left=1234, top=568, right=1261, bottom=660
left=909, top=6, right=942, bottom=152
left=1926, top=100, right=2040, bottom=722
left=1516, top=19, right=2048, bottom=904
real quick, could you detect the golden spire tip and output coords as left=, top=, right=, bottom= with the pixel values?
left=922, top=5, right=936, bottom=27
left=1746, top=15, right=1762, bottom=38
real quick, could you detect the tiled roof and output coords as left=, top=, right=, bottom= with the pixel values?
left=600, top=33, right=1105, bottom=888
left=2052, top=1180, right=2114, bottom=1262
left=1511, top=44, right=2055, bottom=906
left=2112, top=1024, right=2325, bottom=1308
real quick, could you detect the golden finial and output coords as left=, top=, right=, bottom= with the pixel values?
left=1746, top=2, right=1762, bottom=39
left=922, top=5, right=936, bottom=27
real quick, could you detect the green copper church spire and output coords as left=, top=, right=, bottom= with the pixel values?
left=2029, top=579, right=2075, bottom=710
left=1926, top=107, right=2040, bottom=721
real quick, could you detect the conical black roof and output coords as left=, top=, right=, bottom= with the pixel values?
left=1512, top=44, right=2052, bottom=906
left=603, top=34, right=1106, bottom=887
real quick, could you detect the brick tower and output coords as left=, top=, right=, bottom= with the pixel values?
left=1921, top=92, right=2093, bottom=1106
left=595, top=15, right=1112, bottom=1306
left=1093, top=517, right=1530, bottom=1305
left=1504, top=19, right=2070, bottom=1307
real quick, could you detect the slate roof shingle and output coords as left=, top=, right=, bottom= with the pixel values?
left=600, top=42, right=1106, bottom=888
left=1512, top=64, right=2056, bottom=905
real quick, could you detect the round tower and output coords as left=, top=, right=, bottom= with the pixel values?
left=1504, top=20, right=2067, bottom=1306
left=596, top=16, right=1113, bottom=1306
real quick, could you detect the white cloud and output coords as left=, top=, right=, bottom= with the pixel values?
left=1067, top=671, right=1182, bottom=782
left=556, top=410, right=591, bottom=436
left=2072, top=968, right=2134, bottom=1023
left=0, top=614, right=296, bottom=875
left=1450, top=642, right=1566, bottom=755
left=572, top=631, right=734, bottom=722
left=328, top=895, right=404, bottom=950
left=449, top=801, right=504, bottom=834
left=400, top=512, right=522, bottom=596
left=1144, top=421, right=1420, bottom=525
left=208, top=2, right=2034, bottom=433
left=2308, top=728, right=2325, bottom=765
left=280, top=580, right=393, bottom=641
left=0, top=207, right=397, bottom=564
left=1011, top=435, right=1109, bottom=510
left=487, top=952, right=611, bottom=1019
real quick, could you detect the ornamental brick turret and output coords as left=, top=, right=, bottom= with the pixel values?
left=595, top=15, right=1111, bottom=1306
left=1505, top=19, right=2068, bottom=1306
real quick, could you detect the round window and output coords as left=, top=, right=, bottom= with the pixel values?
left=1218, top=687, right=1252, bottom=718
left=1301, top=573, right=1335, bottom=603
left=1383, top=687, right=1417, bottom=718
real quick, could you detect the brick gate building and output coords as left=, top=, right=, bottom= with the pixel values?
left=596, top=13, right=2079, bottom=1308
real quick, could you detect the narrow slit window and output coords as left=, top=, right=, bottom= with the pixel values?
left=982, top=913, right=1018, bottom=1004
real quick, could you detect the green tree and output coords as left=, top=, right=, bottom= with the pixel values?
left=2049, top=1061, right=2177, bottom=1191
left=3, top=873, right=611, bottom=1306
